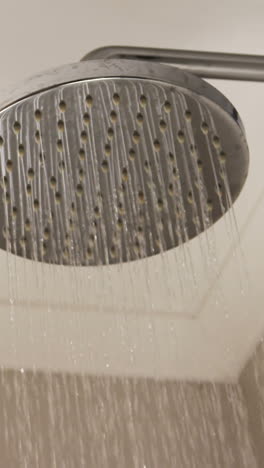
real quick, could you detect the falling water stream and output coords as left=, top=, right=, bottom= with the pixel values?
left=0, top=78, right=257, bottom=466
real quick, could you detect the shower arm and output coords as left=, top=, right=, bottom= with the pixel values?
left=82, top=46, right=264, bottom=82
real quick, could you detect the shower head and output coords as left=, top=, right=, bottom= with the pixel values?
left=0, top=47, right=251, bottom=266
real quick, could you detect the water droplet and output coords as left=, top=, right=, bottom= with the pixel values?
left=110, top=245, right=117, bottom=258
left=39, top=152, right=45, bottom=165
left=105, top=143, right=111, bottom=156
left=0, top=176, right=8, bottom=189
left=213, top=135, right=220, bottom=148
left=6, top=160, right=13, bottom=172
left=136, top=113, right=144, bottom=125
left=58, top=160, right=65, bottom=173
left=18, top=144, right=25, bottom=157
left=34, top=109, right=42, bottom=121
left=55, top=192, right=61, bottom=204
left=110, top=110, right=117, bottom=123
left=94, top=206, right=100, bottom=218
left=33, top=199, right=40, bottom=211
left=122, top=167, right=128, bottom=182
left=187, top=191, right=193, bottom=204
left=177, top=131, right=185, bottom=144
left=168, top=152, right=174, bottom=163
left=134, top=239, right=140, bottom=255
left=3, top=192, right=10, bottom=204
left=144, top=160, right=150, bottom=173
left=86, top=95, right=93, bottom=107
left=138, top=191, right=145, bottom=204
left=28, top=168, right=34, bottom=180
left=83, top=113, right=90, bottom=125
left=25, top=218, right=31, bottom=232
left=168, top=183, right=174, bottom=196
left=101, top=160, right=109, bottom=173
left=164, top=101, right=171, bottom=113
left=79, top=148, right=85, bottom=161
left=12, top=206, right=17, bottom=218
left=153, top=139, right=160, bottom=151
left=26, top=184, right=32, bottom=195
left=159, top=120, right=167, bottom=132
left=207, top=199, right=213, bottom=212
left=43, top=227, right=50, bottom=240
left=113, top=93, right=120, bottom=105
left=139, top=95, right=147, bottom=107
left=133, top=131, right=140, bottom=144
left=59, top=100, right=66, bottom=112
left=157, top=198, right=164, bottom=210
left=185, top=110, right=192, bottom=121
left=107, top=127, right=114, bottom=140
left=50, top=176, right=57, bottom=189
left=201, top=122, right=209, bottom=135
left=13, top=121, right=21, bottom=134
left=79, top=168, right=85, bottom=180
left=86, top=247, right=93, bottom=260
left=116, top=218, right=123, bottom=230
left=57, top=120, right=65, bottom=132
left=20, top=235, right=27, bottom=247
left=137, top=226, right=144, bottom=238
left=35, top=130, right=41, bottom=143
left=219, top=150, right=226, bottom=163
left=76, top=184, right=83, bottom=197
left=57, top=139, right=63, bottom=151
left=197, top=159, right=203, bottom=171
left=80, top=131, right=88, bottom=143
left=118, top=202, right=125, bottom=215
left=129, top=148, right=136, bottom=161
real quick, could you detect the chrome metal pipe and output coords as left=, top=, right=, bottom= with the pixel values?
left=82, top=46, right=264, bottom=82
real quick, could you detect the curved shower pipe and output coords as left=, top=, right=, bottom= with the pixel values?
left=82, top=46, right=264, bottom=82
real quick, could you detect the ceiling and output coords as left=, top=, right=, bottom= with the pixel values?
left=0, top=0, right=263, bottom=382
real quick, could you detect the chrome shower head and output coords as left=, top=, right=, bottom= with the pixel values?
left=0, top=49, right=250, bottom=266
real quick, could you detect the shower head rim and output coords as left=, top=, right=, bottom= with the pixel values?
left=0, top=59, right=244, bottom=133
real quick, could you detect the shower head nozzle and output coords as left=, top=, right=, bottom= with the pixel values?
left=0, top=50, right=249, bottom=266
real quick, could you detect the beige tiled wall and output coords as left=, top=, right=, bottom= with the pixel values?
left=240, top=339, right=264, bottom=468
left=0, top=371, right=257, bottom=468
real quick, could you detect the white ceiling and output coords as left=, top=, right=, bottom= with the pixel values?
left=0, top=0, right=263, bottom=382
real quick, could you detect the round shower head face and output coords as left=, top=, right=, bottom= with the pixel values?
left=0, top=61, right=249, bottom=266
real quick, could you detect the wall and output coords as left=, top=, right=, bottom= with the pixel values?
left=240, top=339, right=264, bottom=468
left=0, top=370, right=257, bottom=468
